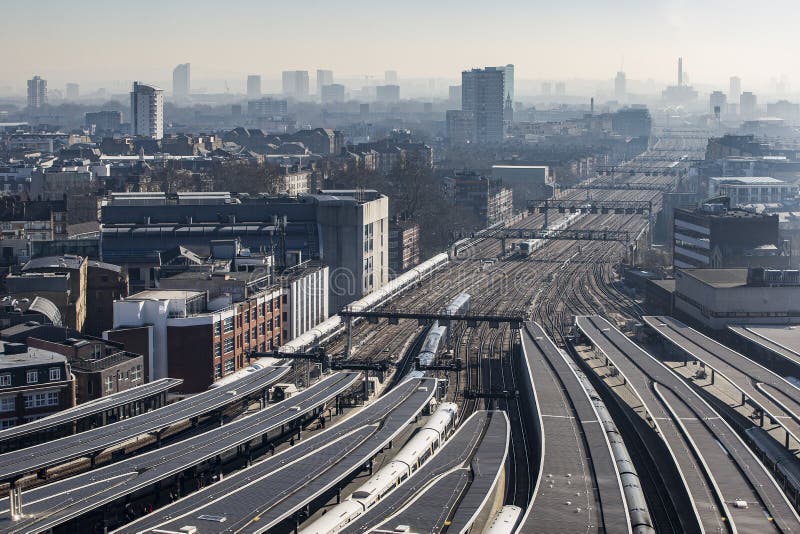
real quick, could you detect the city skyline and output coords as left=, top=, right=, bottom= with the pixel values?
left=1, top=0, right=798, bottom=93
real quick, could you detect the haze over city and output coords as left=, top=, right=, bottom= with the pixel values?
left=2, top=0, right=798, bottom=94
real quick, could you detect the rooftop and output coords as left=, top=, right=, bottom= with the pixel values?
left=23, top=254, right=84, bottom=272
left=678, top=268, right=748, bottom=288
left=0, top=345, right=67, bottom=368
left=710, top=176, right=787, bottom=185
left=127, top=289, right=205, bottom=302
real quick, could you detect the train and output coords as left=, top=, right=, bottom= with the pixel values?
left=518, top=210, right=586, bottom=258
left=417, top=293, right=471, bottom=367
left=485, top=505, right=522, bottom=533
left=299, top=402, right=459, bottom=534
left=278, top=252, right=449, bottom=355
left=745, top=426, right=800, bottom=508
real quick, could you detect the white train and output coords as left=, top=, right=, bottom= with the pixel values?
left=484, top=505, right=522, bottom=534
left=444, top=292, right=471, bottom=317
left=518, top=210, right=587, bottom=258
left=300, top=402, right=459, bottom=534
left=418, top=323, right=447, bottom=367
left=279, top=253, right=449, bottom=354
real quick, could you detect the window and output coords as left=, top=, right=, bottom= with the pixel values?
left=0, top=397, right=14, bottom=413
left=244, top=310, right=250, bottom=323
left=105, top=376, right=114, bottom=393
left=259, top=323, right=265, bottom=336
left=26, top=370, right=38, bottom=384
left=0, top=374, right=11, bottom=387
left=251, top=327, right=257, bottom=340
left=244, top=330, right=250, bottom=345
left=223, top=317, right=234, bottom=333
left=0, top=419, right=15, bottom=430
left=214, top=343, right=222, bottom=358
left=224, top=359, right=235, bottom=374
left=47, top=392, right=58, bottom=406
left=92, top=344, right=102, bottom=358
left=214, top=363, right=221, bottom=379
left=25, top=392, right=57, bottom=409
left=49, top=368, right=61, bottom=381
left=132, top=365, right=142, bottom=382
left=214, top=322, right=221, bottom=337
left=223, top=337, right=234, bottom=354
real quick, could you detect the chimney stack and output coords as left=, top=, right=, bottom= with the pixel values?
left=678, top=57, right=683, bottom=86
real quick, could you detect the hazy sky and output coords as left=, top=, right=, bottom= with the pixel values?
left=2, top=0, right=797, bottom=91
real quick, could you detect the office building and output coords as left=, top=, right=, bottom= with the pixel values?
left=277, top=261, right=329, bottom=342
left=615, top=71, right=626, bottom=100
left=27, top=76, right=47, bottom=109
left=446, top=110, right=475, bottom=145
left=708, top=176, right=794, bottom=207
left=730, top=76, right=742, bottom=103
left=321, top=83, right=345, bottom=104
left=740, top=92, right=757, bottom=119
left=110, top=286, right=282, bottom=392
left=282, top=71, right=310, bottom=99
left=65, top=83, right=79, bottom=100
left=709, top=91, right=727, bottom=115
left=491, top=165, right=551, bottom=209
left=541, top=82, right=552, bottom=96
left=0, top=342, right=75, bottom=428
left=461, top=67, right=504, bottom=144
left=376, top=84, right=400, bottom=103
left=673, top=202, right=782, bottom=269
left=767, top=100, right=800, bottom=124
left=100, top=190, right=389, bottom=310
left=448, top=85, right=461, bottom=107
left=444, top=172, right=513, bottom=226
left=673, top=268, right=800, bottom=329
left=388, top=218, right=420, bottom=276
left=611, top=106, right=652, bottom=138
left=247, top=97, right=288, bottom=117
left=85, top=110, right=122, bottom=132
left=246, top=75, right=262, bottom=99
left=172, top=63, right=190, bottom=99
left=500, top=64, right=514, bottom=102
left=316, top=69, right=333, bottom=97
left=555, top=82, right=566, bottom=95
left=130, top=82, right=164, bottom=140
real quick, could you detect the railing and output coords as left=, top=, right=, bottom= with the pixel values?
left=70, top=351, right=140, bottom=372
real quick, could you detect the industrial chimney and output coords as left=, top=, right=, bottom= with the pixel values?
left=678, top=57, right=683, bottom=86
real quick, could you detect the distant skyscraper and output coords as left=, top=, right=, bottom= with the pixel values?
left=316, top=69, right=333, bottom=96
left=461, top=67, right=504, bottom=144
left=678, top=57, right=684, bottom=86
left=614, top=71, right=626, bottom=100
left=65, top=83, right=79, bottom=100
left=709, top=90, right=727, bottom=115
left=541, top=82, right=552, bottom=96
left=130, top=82, right=164, bottom=140
left=729, top=76, right=742, bottom=102
left=27, top=76, right=47, bottom=109
left=247, top=75, right=262, bottom=99
left=282, top=71, right=309, bottom=99
left=555, top=82, right=566, bottom=95
left=385, top=70, right=398, bottom=84
left=172, top=63, right=190, bottom=99
left=499, top=64, right=514, bottom=102
left=740, top=91, right=757, bottom=118
left=448, top=85, right=462, bottom=106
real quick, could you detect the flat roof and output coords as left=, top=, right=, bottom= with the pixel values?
left=710, top=176, right=786, bottom=185
left=127, top=289, right=205, bottom=301
left=679, top=268, right=748, bottom=288
left=0, top=346, right=66, bottom=367
left=23, top=255, right=84, bottom=271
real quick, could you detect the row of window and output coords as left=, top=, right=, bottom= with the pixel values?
left=0, top=367, right=61, bottom=388
left=214, top=300, right=281, bottom=338
left=24, top=391, right=59, bottom=409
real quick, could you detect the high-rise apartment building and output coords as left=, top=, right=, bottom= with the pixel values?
left=709, top=91, right=727, bottom=115
left=130, top=82, right=164, bottom=140
left=555, top=82, right=566, bottom=95
left=461, top=67, right=504, bottom=144
left=615, top=71, right=626, bottom=100
left=316, top=69, right=333, bottom=97
left=730, top=76, right=742, bottom=103
left=385, top=70, right=398, bottom=84
left=499, top=64, right=514, bottom=102
left=246, top=75, right=262, bottom=99
left=172, top=63, right=190, bottom=99
left=282, top=71, right=309, bottom=99
left=27, top=76, right=47, bottom=109
left=65, top=83, right=79, bottom=100
left=740, top=91, right=757, bottom=118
